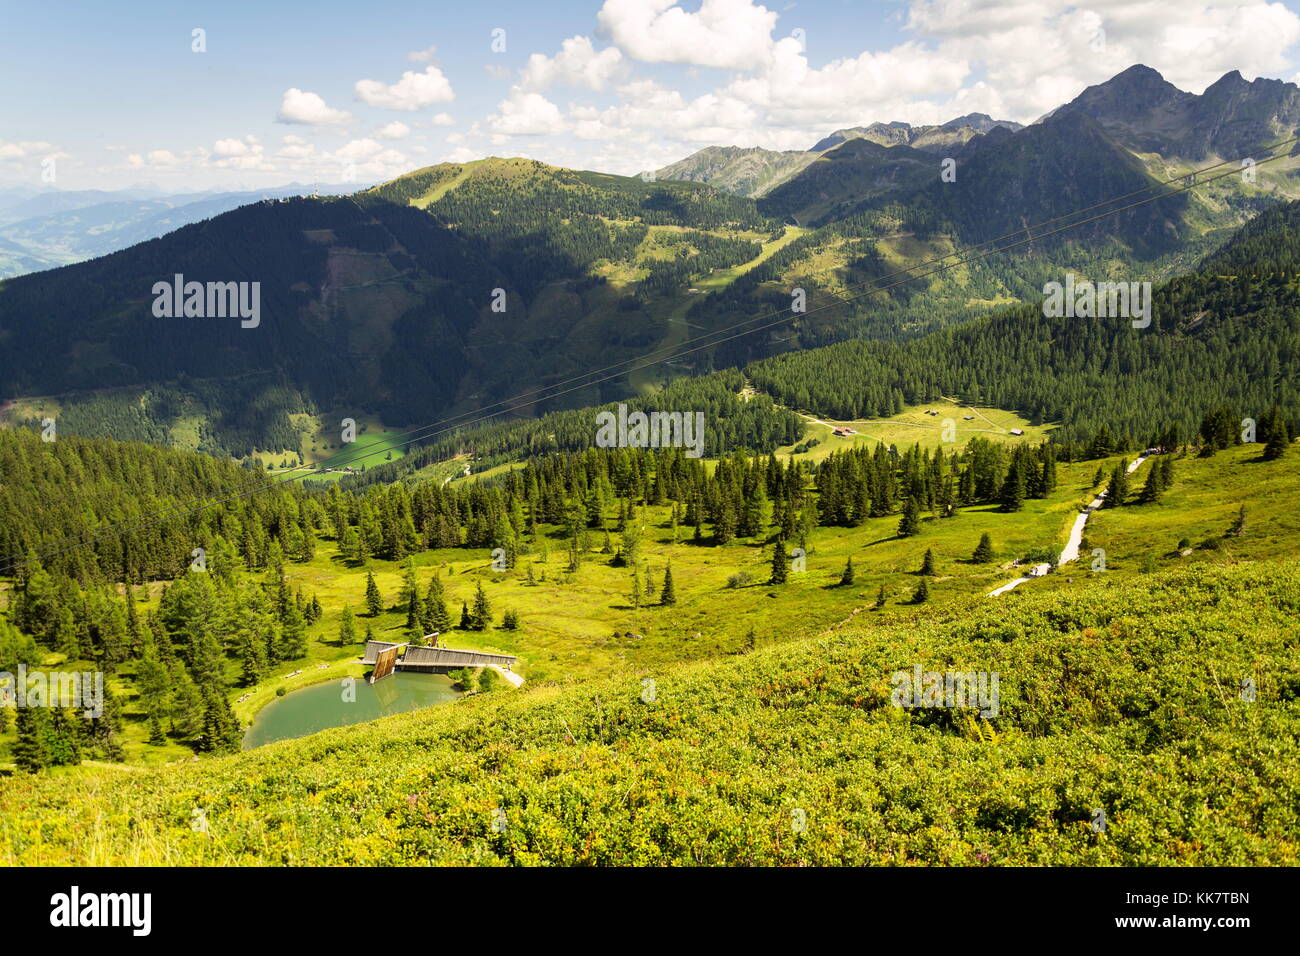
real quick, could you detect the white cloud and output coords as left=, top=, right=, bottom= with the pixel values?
left=430, top=113, right=455, bottom=127
left=335, top=138, right=385, bottom=160
left=375, top=121, right=412, bottom=139
left=355, top=66, right=455, bottom=110
left=276, top=88, right=353, bottom=125
left=0, top=140, right=57, bottom=160
left=444, top=146, right=484, bottom=164
left=905, top=0, right=1300, bottom=122
left=277, top=135, right=316, bottom=160
left=597, top=0, right=778, bottom=69
left=487, top=91, right=566, bottom=136
left=210, top=136, right=270, bottom=170
left=127, top=149, right=182, bottom=168
left=407, top=45, right=438, bottom=63
left=521, top=36, right=624, bottom=91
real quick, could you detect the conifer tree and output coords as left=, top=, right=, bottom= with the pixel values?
left=1157, top=455, right=1174, bottom=491
left=1261, top=405, right=1289, bottom=460
left=999, top=462, right=1025, bottom=512
left=912, top=578, right=930, bottom=604
left=364, top=571, right=383, bottom=617
left=338, top=606, right=358, bottom=646
left=840, top=557, right=855, bottom=586
left=770, top=541, right=789, bottom=584
left=1136, top=466, right=1163, bottom=504
left=1105, top=462, right=1129, bottom=507
left=278, top=601, right=308, bottom=660
left=919, top=548, right=936, bottom=576
left=13, top=705, right=52, bottom=773
left=406, top=587, right=421, bottom=631
left=972, top=532, right=994, bottom=563
left=470, top=581, right=492, bottom=630
left=424, top=574, right=451, bottom=633
left=898, top=497, right=921, bottom=537
left=661, top=563, right=677, bottom=605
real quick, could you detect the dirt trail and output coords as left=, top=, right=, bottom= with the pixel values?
left=987, top=456, right=1149, bottom=597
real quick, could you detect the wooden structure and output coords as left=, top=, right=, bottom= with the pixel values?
left=359, top=637, right=516, bottom=681
left=399, top=644, right=517, bottom=672
left=360, top=640, right=408, bottom=683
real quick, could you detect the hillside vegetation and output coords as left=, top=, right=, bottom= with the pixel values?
left=1, top=560, right=1295, bottom=865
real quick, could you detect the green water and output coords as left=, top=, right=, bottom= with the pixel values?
left=243, top=671, right=461, bottom=749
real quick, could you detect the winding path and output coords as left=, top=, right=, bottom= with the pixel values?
left=987, top=455, right=1148, bottom=597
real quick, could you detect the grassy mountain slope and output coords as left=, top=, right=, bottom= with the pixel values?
left=0, top=159, right=782, bottom=457
left=2, top=557, right=1295, bottom=866
left=649, top=146, right=821, bottom=199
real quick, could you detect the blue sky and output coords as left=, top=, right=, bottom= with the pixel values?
left=5, top=0, right=1300, bottom=191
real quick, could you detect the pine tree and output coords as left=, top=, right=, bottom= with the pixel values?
left=238, top=629, right=267, bottom=686
left=769, top=542, right=789, bottom=584
left=1262, top=405, right=1289, bottom=460
left=502, top=609, right=520, bottom=630
left=898, top=497, right=921, bottom=537
left=912, top=578, right=930, bottom=604
left=198, top=687, right=241, bottom=754
left=364, top=571, right=383, bottom=617
left=1230, top=505, right=1247, bottom=537
left=629, top=566, right=644, bottom=608
left=147, top=714, right=168, bottom=746
left=459, top=601, right=472, bottom=629
left=13, top=705, right=52, bottom=773
left=972, top=532, right=994, bottom=563
left=874, top=584, right=887, bottom=609
left=424, top=574, right=451, bottom=633
left=661, top=563, right=677, bottom=605
left=470, top=581, right=492, bottom=630
left=999, top=462, right=1025, bottom=512
left=839, top=557, right=855, bottom=586
left=278, top=601, right=308, bottom=660
left=338, top=606, right=358, bottom=646
left=1136, top=465, right=1163, bottom=504
left=46, top=708, right=82, bottom=767
left=1105, top=462, right=1129, bottom=508
left=1162, top=455, right=1175, bottom=490
left=405, top=587, right=421, bottom=631
left=919, top=548, right=936, bottom=576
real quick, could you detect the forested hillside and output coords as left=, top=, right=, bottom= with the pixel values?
left=745, top=202, right=1300, bottom=446
left=8, top=66, right=1300, bottom=461
left=0, top=159, right=778, bottom=456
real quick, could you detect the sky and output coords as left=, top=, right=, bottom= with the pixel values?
left=5, top=0, right=1300, bottom=192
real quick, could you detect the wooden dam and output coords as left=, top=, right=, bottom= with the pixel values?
left=359, top=637, right=520, bottom=684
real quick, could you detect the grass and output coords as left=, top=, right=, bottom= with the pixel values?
left=779, top=398, right=1053, bottom=462
left=2, top=440, right=1295, bottom=774
left=2, top=559, right=1295, bottom=865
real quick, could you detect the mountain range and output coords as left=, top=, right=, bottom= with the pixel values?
left=3, top=64, right=1299, bottom=459
left=656, top=112, right=1025, bottom=203
left=0, top=183, right=366, bottom=279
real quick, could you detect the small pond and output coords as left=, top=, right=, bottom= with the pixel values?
left=242, top=671, right=460, bottom=749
